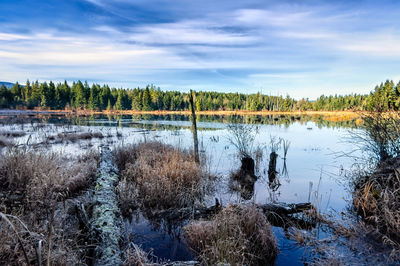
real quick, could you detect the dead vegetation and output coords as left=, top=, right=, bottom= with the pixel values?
left=55, top=131, right=104, bottom=142
left=0, top=130, right=26, bottom=138
left=0, top=136, right=14, bottom=148
left=349, top=111, right=400, bottom=257
left=183, top=204, right=278, bottom=266
left=114, top=141, right=214, bottom=215
left=0, top=147, right=99, bottom=265
left=353, top=156, right=400, bottom=246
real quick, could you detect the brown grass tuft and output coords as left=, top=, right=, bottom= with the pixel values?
left=0, top=148, right=99, bottom=265
left=115, top=141, right=213, bottom=213
left=353, top=156, right=400, bottom=246
left=0, top=130, right=26, bottom=137
left=0, top=137, right=13, bottom=148
left=56, top=132, right=104, bottom=142
left=123, top=243, right=153, bottom=266
left=183, top=204, right=278, bottom=265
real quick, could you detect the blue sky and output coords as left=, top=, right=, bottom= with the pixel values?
left=1, top=0, right=400, bottom=99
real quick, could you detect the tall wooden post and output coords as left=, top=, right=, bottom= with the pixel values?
left=189, top=90, right=200, bottom=164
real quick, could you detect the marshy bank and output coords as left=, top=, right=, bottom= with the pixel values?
left=0, top=147, right=99, bottom=264
left=349, top=112, right=400, bottom=261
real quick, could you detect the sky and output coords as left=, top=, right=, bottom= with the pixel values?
left=1, top=0, right=400, bottom=99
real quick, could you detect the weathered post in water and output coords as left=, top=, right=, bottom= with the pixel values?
left=189, top=90, right=200, bottom=164
left=268, top=151, right=278, bottom=184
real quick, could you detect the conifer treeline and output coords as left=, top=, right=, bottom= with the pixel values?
left=0, top=79, right=399, bottom=112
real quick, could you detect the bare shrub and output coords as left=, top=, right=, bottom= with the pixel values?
left=350, top=111, right=400, bottom=162
left=184, top=204, right=278, bottom=265
left=115, top=141, right=213, bottom=211
left=226, top=123, right=259, bottom=158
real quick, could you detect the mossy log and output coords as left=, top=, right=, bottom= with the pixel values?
left=91, top=146, right=123, bottom=266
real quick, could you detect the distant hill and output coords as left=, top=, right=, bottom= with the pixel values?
left=0, top=81, right=14, bottom=89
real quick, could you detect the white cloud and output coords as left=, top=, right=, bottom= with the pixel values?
left=0, top=33, right=30, bottom=41
left=130, top=21, right=256, bottom=45
left=236, top=8, right=312, bottom=27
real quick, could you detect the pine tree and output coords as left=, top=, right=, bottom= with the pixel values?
left=142, top=86, right=152, bottom=111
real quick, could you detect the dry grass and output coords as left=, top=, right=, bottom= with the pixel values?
left=0, top=148, right=98, bottom=208
left=350, top=111, right=400, bottom=249
left=184, top=204, right=278, bottom=265
left=115, top=141, right=213, bottom=213
left=56, top=131, right=104, bottom=142
left=353, top=156, right=400, bottom=246
left=0, top=130, right=26, bottom=137
left=0, top=147, right=99, bottom=265
left=123, top=243, right=153, bottom=266
left=0, top=136, right=14, bottom=148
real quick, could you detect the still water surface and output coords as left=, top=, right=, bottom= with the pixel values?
left=0, top=113, right=359, bottom=264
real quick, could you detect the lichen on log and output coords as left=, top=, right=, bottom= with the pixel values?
left=91, top=146, right=123, bottom=265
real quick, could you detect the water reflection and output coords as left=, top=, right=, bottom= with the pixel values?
left=0, top=111, right=359, bottom=264
left=0, top=112, right=359, bottom=130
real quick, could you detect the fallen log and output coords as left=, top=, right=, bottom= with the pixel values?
left=260, top=202, right=313, bottom=215
left=147, top=200, right=314, bottom=229
left=91, top=146, right=123, bottom=266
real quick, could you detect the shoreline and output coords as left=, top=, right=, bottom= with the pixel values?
left=0, top=109, right=362, bottom=117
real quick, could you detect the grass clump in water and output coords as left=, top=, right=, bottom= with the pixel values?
left=115, top=141, right=213, bottom=215
left=183, top=204, right=278, bottom=266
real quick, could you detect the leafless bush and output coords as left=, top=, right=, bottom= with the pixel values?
left=350, top=111, right=400, bottom=162
left=184, top=204, right=278, bottom=265
left=115, top=141, right=214, bottom=211
left=227, top=123, right=259, bottom=158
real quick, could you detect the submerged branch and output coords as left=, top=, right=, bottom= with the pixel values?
left=147, top=200, right=314, bottom=228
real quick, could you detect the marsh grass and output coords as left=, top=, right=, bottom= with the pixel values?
left=0, top=136, right=13, bottom=147
left=56, top=131, right=104, bottom=142
left=348, top=111, right=400, bottom=251
left=0, top=130, right=26, bottom=138
left=0, top=147, right=99, bottom=265
left=114, top=141, right=214, bottom=214
left=123, top=243, right=153, bottom=266
left=353, top=157, right=400, bottom=246
left=184, top=204, right=278, bottom=266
